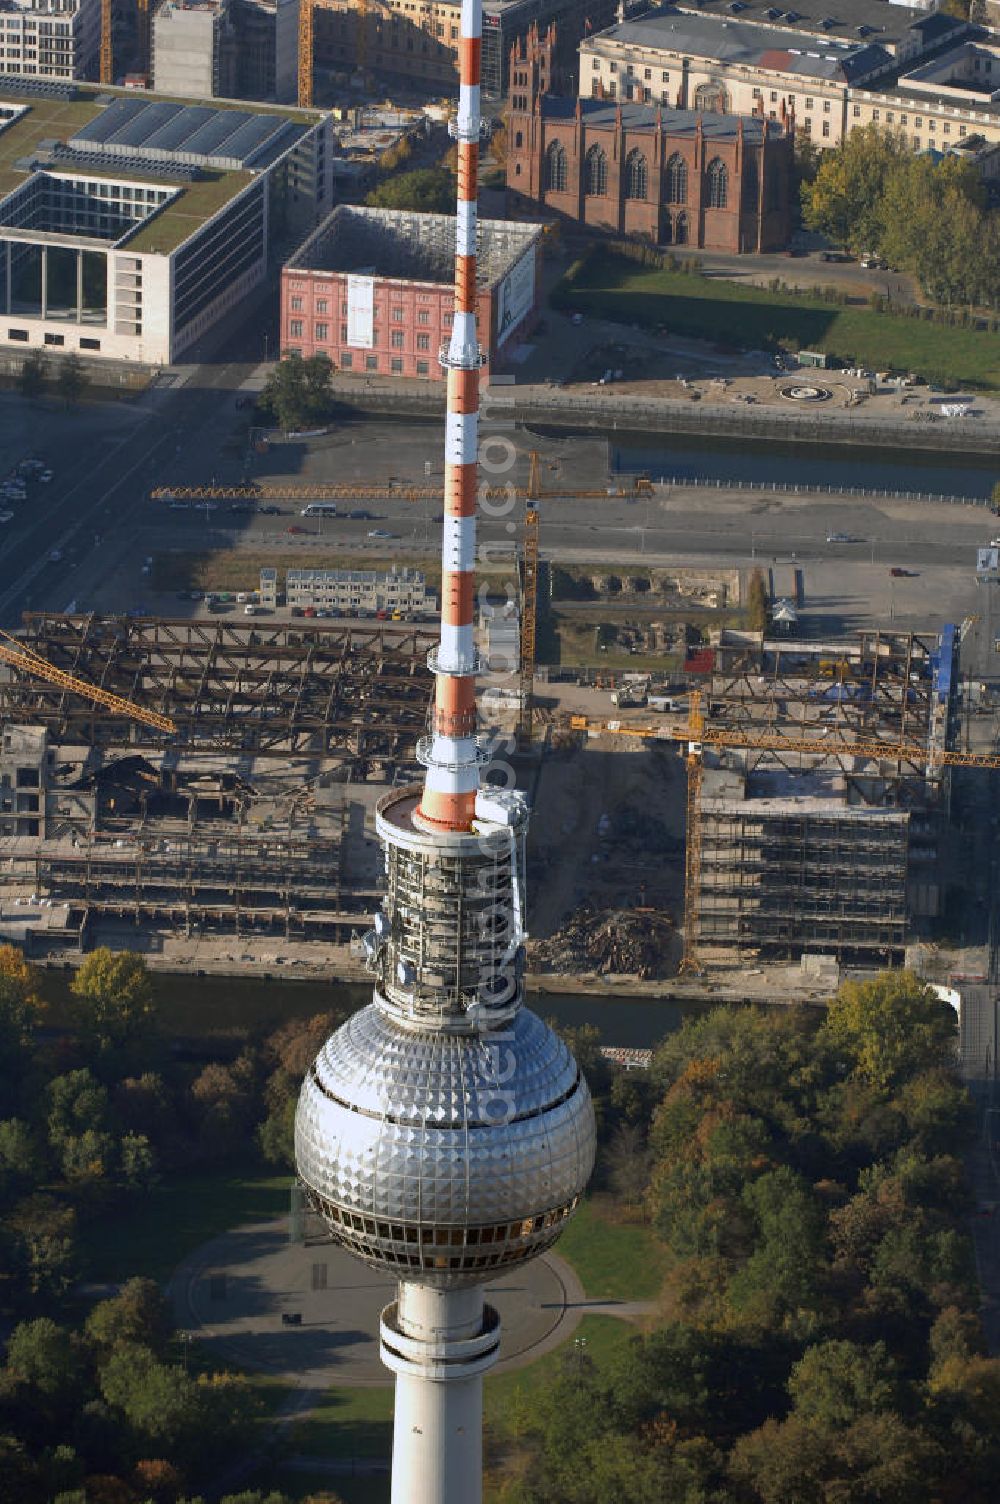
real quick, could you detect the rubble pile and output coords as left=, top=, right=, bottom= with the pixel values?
left=530, top=903, right=675, bottom=980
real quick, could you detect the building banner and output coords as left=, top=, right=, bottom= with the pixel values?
left=346, top=273, right=374, bottom=348
left=496, top=250, right=534, bottom=347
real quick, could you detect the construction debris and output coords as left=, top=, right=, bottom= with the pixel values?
left=530, top=903, right=676, bottom=980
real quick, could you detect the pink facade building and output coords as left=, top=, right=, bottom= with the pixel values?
left=280, top=206, right=542, bottom=380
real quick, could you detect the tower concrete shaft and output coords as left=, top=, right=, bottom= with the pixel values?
left=381, top=1284, right=500, bottom=1504
left=293, top=1, right=596, bottom=1499
left=418, top=0, right=484, bottom=834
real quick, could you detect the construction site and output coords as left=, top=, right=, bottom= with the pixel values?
left=0, top=613, right=436, bottom=948
left=527, top=615, right=1000, bottom=981
left=1, top=404, right=998, bottom=985
left=690, top=626, right=959, bottom=968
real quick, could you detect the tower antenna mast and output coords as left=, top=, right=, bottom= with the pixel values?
left=294, top=8, right=595, bottom=1500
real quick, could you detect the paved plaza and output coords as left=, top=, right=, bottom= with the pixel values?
left=169, top=1216, right=589, bottom=1387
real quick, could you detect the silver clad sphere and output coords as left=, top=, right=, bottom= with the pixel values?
left=295, top=1003, right=596, bottom=1289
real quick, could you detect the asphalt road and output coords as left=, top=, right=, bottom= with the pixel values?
left=144, top=481, right=991, bottom=573
left=0, top=288, right=278, bottom=629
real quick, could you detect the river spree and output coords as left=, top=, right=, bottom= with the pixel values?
left=41, top=966, right=693, bottom=1052
left=610, top=430, right=999, bottom=498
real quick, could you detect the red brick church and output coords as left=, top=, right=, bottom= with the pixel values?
left=505, top=27, right=794, bottom=253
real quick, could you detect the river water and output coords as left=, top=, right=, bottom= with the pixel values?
left=42, top=966, right=692, bottom=1052
left=607, top=431, right=999, bottom=498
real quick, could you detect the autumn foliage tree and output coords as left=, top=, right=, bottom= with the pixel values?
left=495, top=976, right=993, bottom=1504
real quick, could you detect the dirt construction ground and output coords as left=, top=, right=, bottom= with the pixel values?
left=526, top=736, right=686, bottom=944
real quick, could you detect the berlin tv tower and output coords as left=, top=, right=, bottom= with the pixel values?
left=293, top=0, right=596, bottom=1498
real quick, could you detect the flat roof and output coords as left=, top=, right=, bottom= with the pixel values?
left=0, top=87, right=316, bottom=255
left=584, top=4, right=897, bottom=84
left=672, top=0, right=961, bottom=50
left=287, top=205, right=541, bottom=288
left=70, top=96, right=306, bottom=171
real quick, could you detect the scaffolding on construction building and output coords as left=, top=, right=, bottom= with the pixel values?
left=0, top=615, right=436, bottom=767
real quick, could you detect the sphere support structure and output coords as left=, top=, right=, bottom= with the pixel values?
left=380, top=1286, right=500, bottom=1504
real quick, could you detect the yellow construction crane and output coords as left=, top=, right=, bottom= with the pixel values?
left=100, top=0, right=153, bottom=88
left=152, top=470, right=653, bottom=503
left=567, top=696, right=1000, bottom=972
left=298, top=0, right=315, bottom=108
left=100, top=0, right=113, bottom=84
left=299, top=0, right=370, bottom=109
left=0, top=629, right=176, bottom=735
left=517, top=501, right=539, bottom=750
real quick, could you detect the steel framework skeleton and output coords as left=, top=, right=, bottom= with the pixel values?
left=0, top=615, right=435, bottom=763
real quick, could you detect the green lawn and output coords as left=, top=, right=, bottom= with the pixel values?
left=293, top=1384, right=395, bottom=1462
left=557, top=249, right=1000, bottom=390
left=291, top=1314, right=636, bottom=1466
left=486, top=1313, right=634, bottom=1436
left=557, top=1198, right=668, bottom=1301
left=81, top=1163, right=292, bottom=1284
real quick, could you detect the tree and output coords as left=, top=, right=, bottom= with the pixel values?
left=801, top=125, right=911, bottom=254
left=605, top=1122, right=651, bottom=1211
left=746, top=568, right=768, bottom=633
left=56, top=352, right=87, bottom=407
left=5, top=1318, right=82, bottom=1402
left=69, top=950, right=158, bottom=1066
left=728, top=1166, right=827, bottom=1324
left=47, top=1069, right=112, bottom=1152
left=825, top=970, right=958, bottom=1091
left=0, top=946, right=43, bottom=1107
left=366, top=166, right=454, bottom=213
left=788, top=1338, right=899, bottom=1428
left=98, top=1343, right=200, bottom=1453
left=59, top=1127, right=116, bottom=1185
left=114, top=1073, right=174, bottom=1145
left=189, top=1054, right=258, bottom=1160
left=119, top=1131, right=158, bottom=1192
left=0, top=1119, right=46, bottom=1205
left=259, top=352, right=335, bottom=432
left=730, top=1414, right=830, bottom=1503
left=85, top=1278, right=173, bottom=1356
left=132, top=1459, right=184, bottom=1503
left=878, top=153, right=991, bottom=305
left=18, top=350, right=47, bottom=400
left=5, top=1192, right=79, bottom=1301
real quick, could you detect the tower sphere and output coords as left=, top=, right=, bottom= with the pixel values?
left=295, top=995, right=595, bottom=1290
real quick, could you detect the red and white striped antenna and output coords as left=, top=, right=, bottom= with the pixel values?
left=417, top=0, right=487, bottom=832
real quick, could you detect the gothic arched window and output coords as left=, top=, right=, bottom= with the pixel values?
left=624, top=149, right=648, bottom=200
left=666, top=153, right=688, bottom=205
left=706, top=157, right=728, bottom=209
left=545, top=140, right=568, bottom=193
left=585, top=144, right=608, bottom=197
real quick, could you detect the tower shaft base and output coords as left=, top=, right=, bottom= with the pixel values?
left=380, top=1283, right=500, bottom=1504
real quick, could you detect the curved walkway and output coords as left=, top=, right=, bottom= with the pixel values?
left=167, top=1217, right=648, bottom=1390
